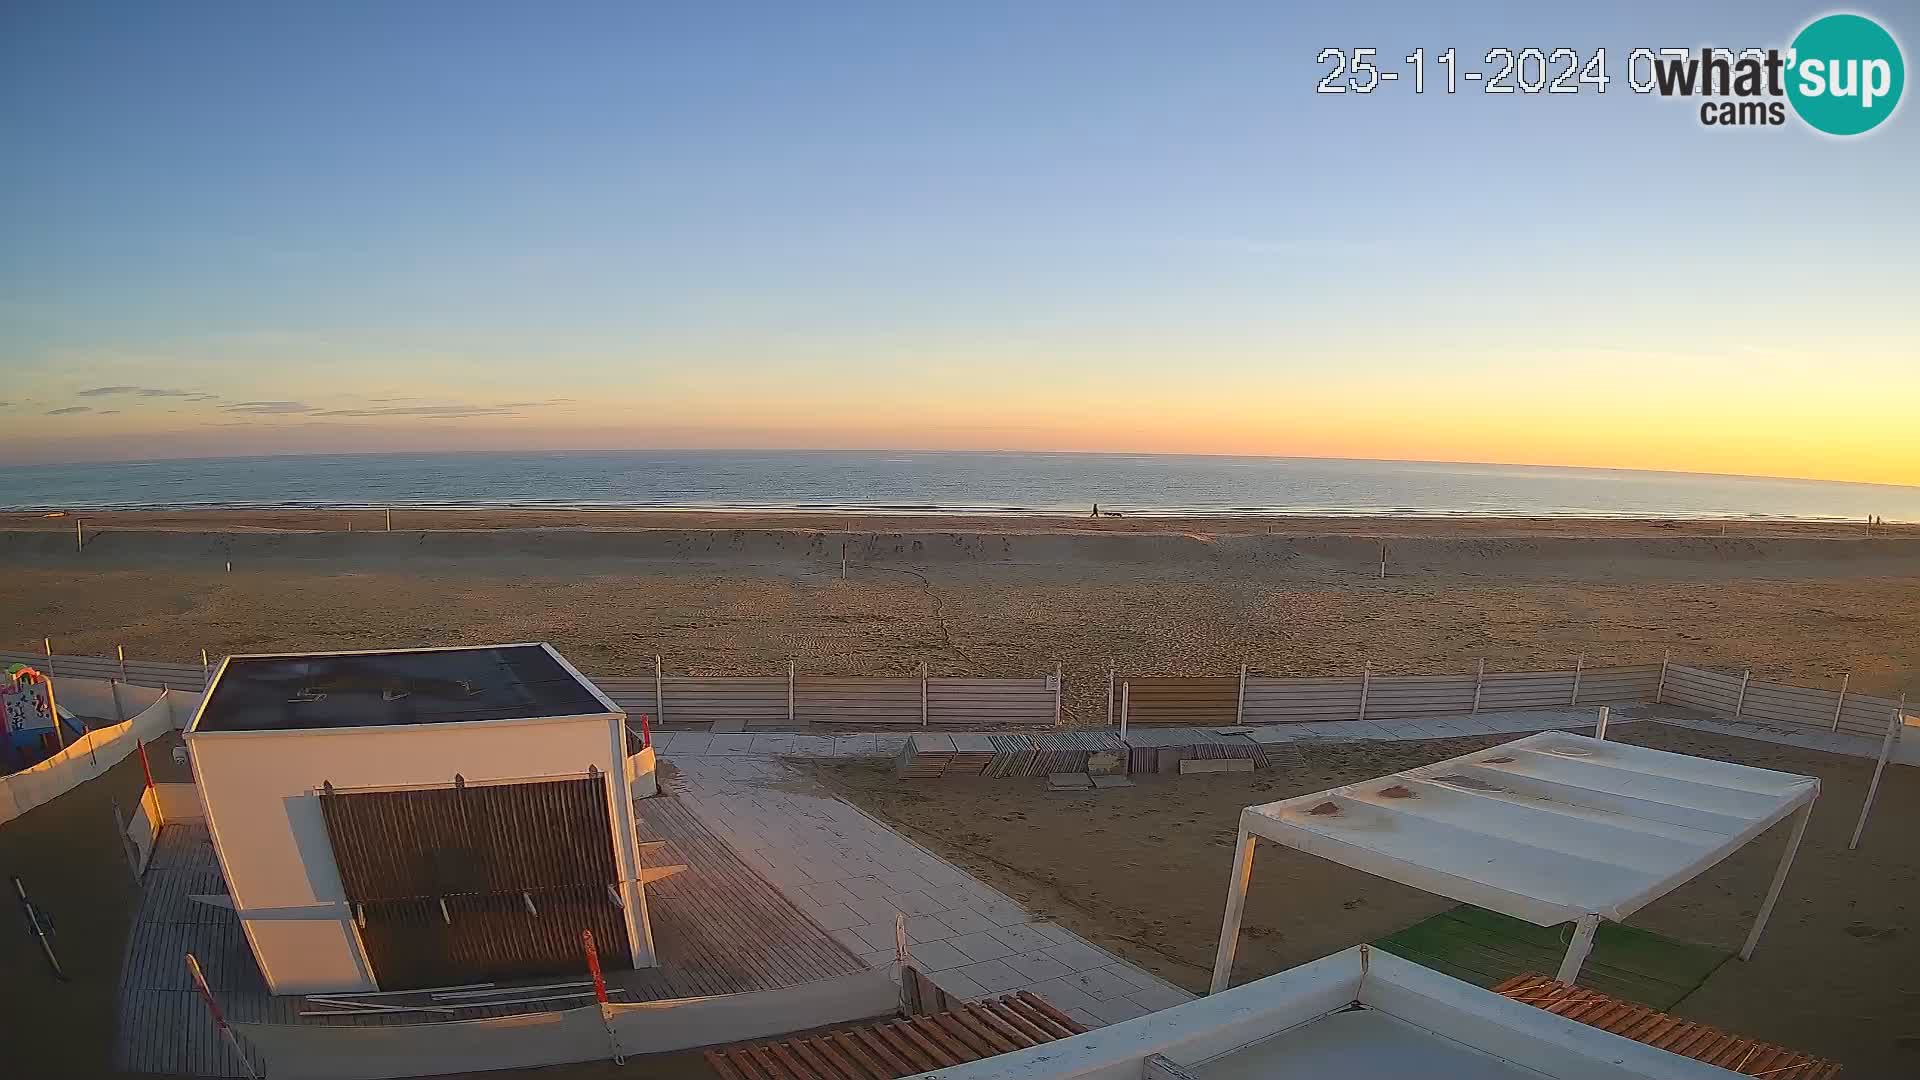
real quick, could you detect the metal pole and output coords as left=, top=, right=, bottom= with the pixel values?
left=1734, top=669, right=1752, bottom=721
left=1569, top=653, right=1584, bottom=705
left=1556, top=914, right=1602, bottom=983
left=1209, top=830, right=1256, bottom=993
left=1357, top=662, right=1371, bottom=722
left=1850, top=706, right=1902, bottom=850
left=186, top=952, right=257, bottom=1077
left=1471, top=658, right=1485, bottom=715
left=1745, top=799, right=1814, bottom=958
left=1236, top=663, right=1247, bottom=724
left=1831, top=673, right=1850, bottom=732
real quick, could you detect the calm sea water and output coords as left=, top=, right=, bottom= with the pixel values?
left=0, top=451, right=1915, bottom=521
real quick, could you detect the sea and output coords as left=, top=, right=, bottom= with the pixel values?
left=0, top=451, right=1916, bottom=522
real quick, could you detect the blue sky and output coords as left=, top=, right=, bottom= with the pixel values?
left=1, top=2, right=1915, bottom=482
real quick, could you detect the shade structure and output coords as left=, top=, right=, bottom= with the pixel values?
left=1211, top=730, right=1818, bottom=992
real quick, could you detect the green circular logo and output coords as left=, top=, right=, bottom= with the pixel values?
left=1787, top=14, right=1904, bottom=135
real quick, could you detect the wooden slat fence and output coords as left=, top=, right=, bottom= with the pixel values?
left=794, top=676, right=922, bottom=726
left=663, top=676, right=789, bottom=728
left=1133, top=665, right=1662, bottom=726
left=926, top=678, right=1054, bottom=726
left=1119, top=677, right=1239, bottom=726
left=1663, top=663, right=1903, bottom=737
left=0, top=649, right=209, bottom=690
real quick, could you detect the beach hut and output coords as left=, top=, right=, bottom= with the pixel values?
left=185, top=643, right=652, bottom=994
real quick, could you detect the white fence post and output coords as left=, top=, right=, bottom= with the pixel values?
left=1594, top=705, right=1610, bottom=741
left=118, top=644, right=128, bottom=683
left=920, top=661, right=929, bottom=728
left=654, top=655, right=665, bottom=726
left=1850, top=707, right=1902, bottom=850
left=1107, top=662, right=1115, bottom=727
left=1236, top=664, right=1247, bottom=724
left=1357, top=662, right=1371, bottom=722
left=1471, top=659, right=1485, bottom=715
left=1657, top=650, right=1670, bottom=703
left=385, top=508, right=392, bottom=531
left=201, top=649, right=210, bottom=676
left=787, top=660, right=796, bottom=725
left=1053, top=662, right=1063, bottom=727
left=1831, top=673, right=1850, bottom=732
left=1569, top=654, right=1584, bottom=705
left=1734, top=669, right=1752, bottom=721
left=43, top=638, right=54, bottom=677
left=1378, top=543, right=1387, bottom=580
left=1120, top=682, right=1130, bottom=740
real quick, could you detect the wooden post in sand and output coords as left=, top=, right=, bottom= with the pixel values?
left=1850, top=701, right=1903, bottom=850
left=1119, top=682, right=1130, bottom=740
left=1106, top=662, right=1115, bottom=727
left=1378, top=543, right=1387, bottom=580
left=1357, top=662, right=1371, bottom=721
left=920, top=660, right=929, bottom=728
left=1831, top=674, right=1850, bottom=732
left=1569, top=654, right=1584, bottom=705
left=43, top=638, right=53, bottom=676
left=1471, top=659, right=1485, bottom=715
left=384, top=508, right=392, bottom=531
left=1734, top=669, right=1752, bottom=721
left=1053, top=662, right=1063, bottom=727
left=787, top=660, right=796, bottom=725
left=1236, top=664, right=1248, bottom=724
left=1656, top=650, right=1671, bottom=703
left=653, top=655, right=665, bottom=725
left=118, top=644, right=128, bottom=683
left=76, top=519, right=84, bottom=552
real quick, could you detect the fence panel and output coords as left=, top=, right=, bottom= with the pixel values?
left=1361, top=674, right=1478, bottom=719
left=1120, top=676, right=1239, bottom=726
left=590, top=677, right=659, bottom=718
left=1663, top=665, right=1747, bottom=714
left=663, top=677, right=790, bottom=728
left=1474, top=671, right=1580, bottom=710
left=794, top=677, right=922, bottom=726
left=926, top=678, right=1055, bottom=727
left=1241, top=676, right=1364, bottom=724
left=0, top=651, right=207, bottom=691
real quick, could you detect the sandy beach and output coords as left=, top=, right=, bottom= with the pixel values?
left=1, top=512, right=1914, bottom=708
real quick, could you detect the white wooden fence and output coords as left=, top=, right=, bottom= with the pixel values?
left=1660, top=663, right=1904, bottom=738
left=1129, top=663, right=1664, bottom=726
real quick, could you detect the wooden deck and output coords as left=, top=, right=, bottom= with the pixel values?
left=115, top=796, right=868, bottom=1076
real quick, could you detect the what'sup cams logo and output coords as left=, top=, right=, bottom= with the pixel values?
left=1644, top=12, right=1904, bottom=134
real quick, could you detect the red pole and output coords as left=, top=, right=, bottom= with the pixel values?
left=582, top=929, right=609, bottom=1004
left=137, top=737, right=155, bottom=790
left=639, top=712, right=652, bottom=750
left=186, top=952, right=259, bottom=1079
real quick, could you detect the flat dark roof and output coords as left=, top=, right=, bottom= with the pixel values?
left=193, top=645, right=610, bottom=733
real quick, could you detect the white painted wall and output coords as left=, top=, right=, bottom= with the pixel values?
left=189, top=711, right=647, bottom=994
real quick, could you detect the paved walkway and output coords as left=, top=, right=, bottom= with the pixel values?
left=667, top=755, right=1197, bottom=1029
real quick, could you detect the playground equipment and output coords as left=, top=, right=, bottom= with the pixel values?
left=3, top=664, right=84, bottom=772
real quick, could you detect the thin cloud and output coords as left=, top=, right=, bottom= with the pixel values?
left=220, top=400, right=317, bottom=414
left=312, top=404, right=522, bottom=418
left=79, top=385, right=204, bottom=398
left=48, top=406, right=93, bottom=415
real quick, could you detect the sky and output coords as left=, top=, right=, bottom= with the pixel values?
left=1, top=1, right=1916, bottom=485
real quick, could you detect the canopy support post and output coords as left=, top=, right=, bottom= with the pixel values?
left=1556, top=914, right=1601, bottom=983
left=1209, top=828, right=1257, bottom=994
left=1742, top=798, right=1814, bottom=960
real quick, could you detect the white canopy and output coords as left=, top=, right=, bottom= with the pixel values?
left=1211, top=730, right=1819, bottom=991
